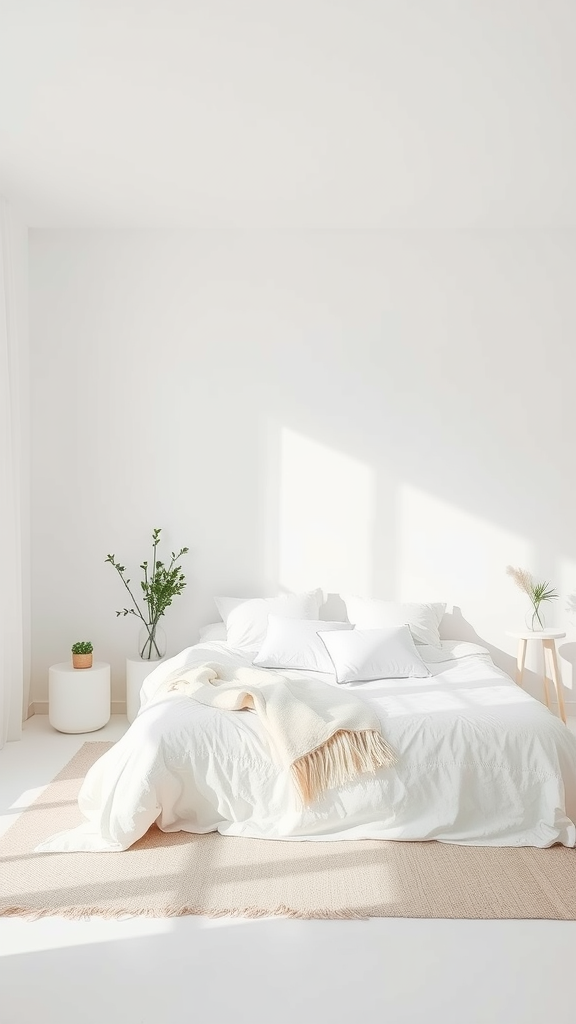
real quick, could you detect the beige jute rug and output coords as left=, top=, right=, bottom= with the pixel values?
left=1, top=741, right=576, bottom=920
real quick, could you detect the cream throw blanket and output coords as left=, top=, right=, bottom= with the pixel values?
left=154, top=662, right=397, bottom=804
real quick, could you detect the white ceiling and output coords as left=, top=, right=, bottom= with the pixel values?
left=0, top=0, right=574, bottom=228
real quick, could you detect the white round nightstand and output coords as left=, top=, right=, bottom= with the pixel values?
left=506, top=630, right=567, bottom=724
left=48, top=661, right=111, bottom=734
left=126, top=657, right=166, bottom=724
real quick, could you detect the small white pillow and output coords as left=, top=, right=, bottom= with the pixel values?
left=343, top=598, right=446, bottom=648
left=214, top=590, right=323, bottom=650
left=198, top=622, right=227, bottom=642
left=317, top=625, right=430, bottom=683
left=253, top=616, right=353, bottom=673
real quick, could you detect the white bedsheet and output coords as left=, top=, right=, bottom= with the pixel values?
left=36, top=640, right=576, bottom=852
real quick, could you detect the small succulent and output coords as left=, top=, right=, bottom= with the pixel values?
left=71, top=640, right=93, bottom=655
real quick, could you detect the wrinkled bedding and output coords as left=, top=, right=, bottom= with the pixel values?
left=37, top=639, right=576, bottom=852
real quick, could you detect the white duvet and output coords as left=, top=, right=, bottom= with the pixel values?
left=37, top=640, right=576, bottom=852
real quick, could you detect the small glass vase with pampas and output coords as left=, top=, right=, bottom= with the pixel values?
left=506, top=565, right=558, bottom=631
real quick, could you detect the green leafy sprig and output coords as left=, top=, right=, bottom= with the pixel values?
left=106, top=528, right=189, bottom=659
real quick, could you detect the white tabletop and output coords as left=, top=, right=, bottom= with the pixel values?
left=506, top=630, right=566, bottom=641
left=50, top=660, right=110, bottom=673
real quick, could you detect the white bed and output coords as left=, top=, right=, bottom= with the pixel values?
left=37, top=637, right=576, bottom=853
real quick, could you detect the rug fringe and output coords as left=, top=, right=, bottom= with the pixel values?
left=291, top=729, right=397, bottom=804
left=0, top=904, right=370, bottom=921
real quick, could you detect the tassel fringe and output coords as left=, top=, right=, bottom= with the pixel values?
left=290, top=729, right=397, bottom=805
left=0, top=904, right=372, bottom=921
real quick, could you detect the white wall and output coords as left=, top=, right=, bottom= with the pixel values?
left=0, top=201, right=30, bottom=733
left=15, top=211, right=30, bottom=721
left=29, top=230, right=576, bottom=710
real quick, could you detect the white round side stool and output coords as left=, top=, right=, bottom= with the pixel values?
left=49, top=661, right=111, bottom=734
left=126, top=657, right=166, bottom=724
left=506, top=630, right=567, bottom=724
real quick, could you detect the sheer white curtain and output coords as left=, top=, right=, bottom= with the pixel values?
left=0, top=197, right=28, bottom=747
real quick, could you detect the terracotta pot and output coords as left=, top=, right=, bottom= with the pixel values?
left=72, top=653, right=93, bottom=669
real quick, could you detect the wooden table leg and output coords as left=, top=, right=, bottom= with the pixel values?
left=541, top=642, right=551, bottom=709
left=543, top=639, right=567, bottom=724
left=516, top=638, right=527, bottom=687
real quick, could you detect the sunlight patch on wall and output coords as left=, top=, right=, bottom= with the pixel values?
left=559, top=557, right=576, bottom=628
left=397, top=484, right=531, bottom=638
left=278, top=429, right=375, bottom=596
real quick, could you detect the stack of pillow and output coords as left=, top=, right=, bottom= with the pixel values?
left=199, top=591, right=447, bottom=684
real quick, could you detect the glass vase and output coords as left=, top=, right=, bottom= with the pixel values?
left=525, top=606, right=545, bottom=632
left=138, top=624, right=167, bottom=661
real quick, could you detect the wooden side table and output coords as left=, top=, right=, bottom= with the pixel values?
left=506, top=630, right=567, bottom=724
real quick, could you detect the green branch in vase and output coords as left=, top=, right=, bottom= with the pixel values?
left=106, top=529, right=189, bottom=660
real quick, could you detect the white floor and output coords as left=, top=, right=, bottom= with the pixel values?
left=1, top=716, right=576, bottom=1024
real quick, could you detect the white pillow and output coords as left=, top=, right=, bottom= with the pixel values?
left=317, top=625, right=430, bottom=684
left=343, top=598, right=446, bottom=648
left=198, top=622, right=227, bottom=642
left=214, top=590, right=323, bottom=650
left=253, top=616, right=353, bottom=673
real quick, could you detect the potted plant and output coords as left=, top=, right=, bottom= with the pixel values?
left=71, top=640, right=93, bottom=669
left=105, top=527, right=189, bottom=660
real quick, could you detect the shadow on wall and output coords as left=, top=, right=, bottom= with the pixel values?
left=320, top=594, right=349, bottom=621
left=441, top=606, right=516, bottom=678
left=558, top=643, right=576, bottom=694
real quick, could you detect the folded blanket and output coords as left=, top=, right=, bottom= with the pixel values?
left=152, top=662, right=397, bottom=804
